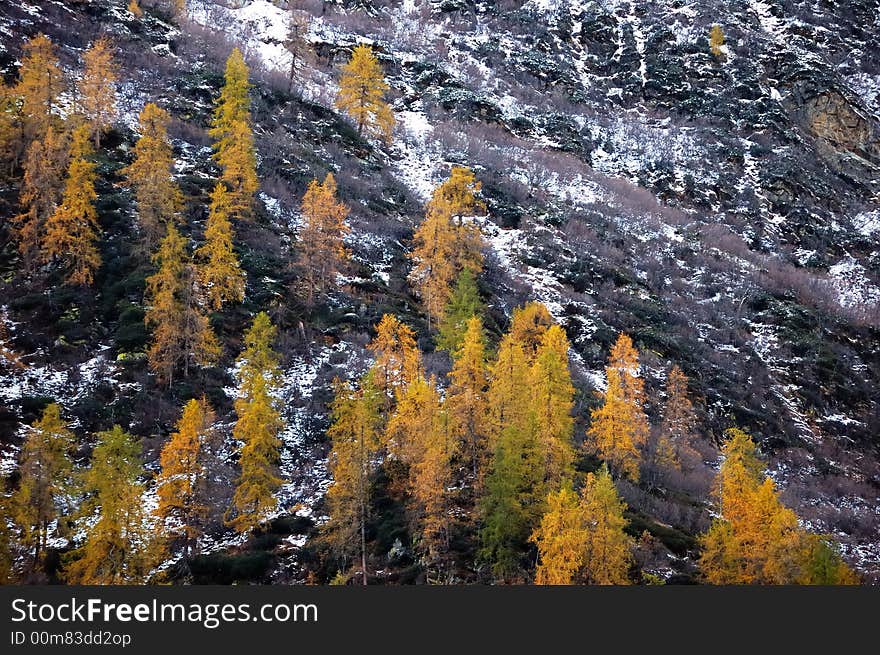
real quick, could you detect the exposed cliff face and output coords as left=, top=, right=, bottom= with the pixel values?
left=0, top=0, right=878, bottom=581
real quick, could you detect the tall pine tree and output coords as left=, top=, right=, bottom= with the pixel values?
left=195, top=183, right=246, bottom=311
left=79, top=36, right=118, bottom=148
left=297, top=172, right=349, bottom=306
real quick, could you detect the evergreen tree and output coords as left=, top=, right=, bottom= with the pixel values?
left=436, top=268, right=484, bottom=354
left=43, top=125, right=101, bottom=286
left=195, top=183, right=246, bottom=311
left=145, top=223, right=220, bottom=385
left=15, top=34, right=64, bottom=147
left=64, top=426, right=153, bottom=584
left=324, top=372, right=382, bottom=584
left=79, top=36, right=118, bottom=148
left=334, top=44, right=394, bottom=141
left=580, top=466, right=633, bottom=585
left=530, top=324, right=576, bottom=488
left=228, top=312, right=284, bottom=534
left=13, top=126, right=67, bottom=271
left=210, top=48, right=258, bottom=217
left=479, top=417, right=543, bottom=582
left=531, top=484, right=585, bottom=585
left=0, top=493, right=13, bottom=583
left=446, top=316, right=488, bottom=480
left=123, top=103, right=182, bottom=248
left=297, top=172, right=350, bottom=306
left=156, top=397, right=217, bottom=559
left=10, top=403, right=75, bottom=569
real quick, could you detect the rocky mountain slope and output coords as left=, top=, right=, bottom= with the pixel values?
left=0, top=0, right=878, bottom=581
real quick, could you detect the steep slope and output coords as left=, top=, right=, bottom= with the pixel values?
left=0, top=0, right=877, bottom=581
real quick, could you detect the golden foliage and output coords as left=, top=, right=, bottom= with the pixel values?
left=195, top=183, right=246, bottom=310
left=43, top=125, right=101, bottom=286
left=334, top=44, right=394, bottom=141
left=297, top=172, right=350, bottom=305
left=79, top=36, right=118, bottom=147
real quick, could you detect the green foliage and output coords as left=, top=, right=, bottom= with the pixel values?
left=435, top=268, right=484, bottom=354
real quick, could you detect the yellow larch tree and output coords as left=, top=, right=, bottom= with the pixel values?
left=123, top=103, right=182, bottom=248
left=508, top=301, right=554, bottom=362
left=13, top=126, right=67, bottom=271
left=15, top=34, right=64, bottom=146
left=531, top=483, right=586, bottom=585
left=385, top=374, right=452, bottom=562
left=210, top=48, right=258, bottom=217
left=64, top=425, right=154, bottom=584
left=228, top=312, right=284, bottom=534
left=324, top=372, right=382, bottom=583
left=155, top=396, right=217, bottom=559
left=530, top=324, right=576, bottom=488
left=10, top=403, right=75, bottom=569
left=486, top=332, right=531, bottom=450
left=367, top=314, right=421, bottom=405
left=334, top=44, right=394, bottom=141
left=79, top=36, right=118, bottom=148
left=580, top=466, right=633, bottom=585
left=709, top=24, right=726, bottom=58
left=43, top=125, right=102, bottom=286
left=446, top=315, right=488, bottom=480
left=297, top=172, right=350, bottom=306
left=587, top=333, right=650, bottom=481
left=195, top=183, right=246, bottom=311
left=409, top=167, right=485, bottom=329
left=145, top=223, right=220, bottom=385
left=700, top=428, right=858, bottom=585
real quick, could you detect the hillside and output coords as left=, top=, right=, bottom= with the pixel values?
left=0, top=0, right=877, bottom=584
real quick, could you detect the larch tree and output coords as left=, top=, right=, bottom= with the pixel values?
left=144, top=223, right=220, bottom=385
left=210, top=48, right=258, bottom=217
left=586, top=333, right=650, bottom=481
left=15, top=34, right=64, bottom=147
left=13, top=126, right=67, bottom=271
left=297, top=172, right=350, bottom=307
left=10, top=403, right=75, bottom=569
left=531, top=484, right=586, bottom=585
left=228, top=312, right=284, bottom=534
left=409, top=167, right=485, bottom=330
left=486, top=332, right=531, bottom=451
left=334, top=44, right=394, bottom=141
left=580, top=466, right=633, bottom=585
left=284, top=8, right=313, bottom=94
left=79, top=36, right=118, bottom=148
left=64, top=425, right=154, bottom=584
left=43, top=124, right=101, bottom=286
left=709, top=24, right=726, bottom=58
left=446, top=315, right=489, bottom=481
left=435, top=268, right=484, bottom=355
left=123, top=103, right=182, bottom=248
left=385, top=375, right=452, bottom=563
left=530, top=324, right=576, bottom=488
left=195, top=183, right=246, bottom=311
left=0, top=494, right=13, bottom=583
left=657, top=365, right=700, bottom=471
left=508, top=301, right=554, bottom=363
left=367, top=314, right=421, bottom=406
left=155, top=397, right=217, bottom=559
left=700, top=428, right=857, bottom=585
left=324, top=372, right=382, bottom=584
